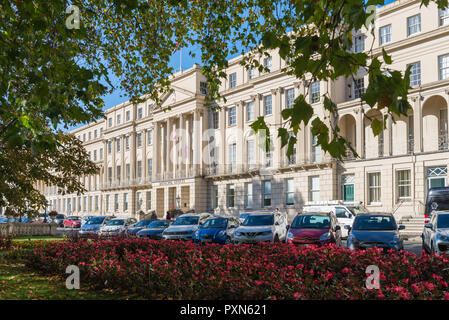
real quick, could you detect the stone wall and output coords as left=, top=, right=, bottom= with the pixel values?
left=0, top=223, right=58, bottom=237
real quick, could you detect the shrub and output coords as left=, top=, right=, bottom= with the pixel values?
left=25, top=239, right=449, bottom=300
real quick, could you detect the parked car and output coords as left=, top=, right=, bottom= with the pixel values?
left=0, top=215, right=8, bottom=224
left=286, top=212, right=342, bottom=246
left=81, top=215, right=95, bottom=226
left=424, top=187, right=449, bottom=223
left=63, top=216, right=81, bottom=228
left=79, top=216, right=113, bottom=236
left=162, top=213, right=211, bottom=241
left=238, top=212, right=251, bottom=224
left=194, top=216, right=240, bottom=244
left=233, top=211, right=288, bottom=244
left=39, top=213, right=51, bottom=223
left=98, top=218, right=137, bottom=237
left=422, top=210, right=449, bottom=255
left=303, top=201, right=367, bottom=238
left=53, top=214, right=66, bottom=227
left=137, top=220, right=172, bottom=240
left=346, top=213, right=405, bottom=251
left=125, top=219, right=155, bottom=238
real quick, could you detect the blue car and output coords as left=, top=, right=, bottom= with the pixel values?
left=79, top=216, right=113, bottom=236
left=194, top=216, right=240, bottom=244
left=126, top=219, right=156, bottom=238
left=136, top=220, right=172, bottom=240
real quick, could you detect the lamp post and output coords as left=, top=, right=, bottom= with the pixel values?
left=176, top=194, right=181, bottom=210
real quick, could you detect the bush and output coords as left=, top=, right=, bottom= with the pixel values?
left=25, top=239, right=449, bottom=300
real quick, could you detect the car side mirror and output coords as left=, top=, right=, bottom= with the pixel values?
left=424, top=223, right=433, bottom=229
left=398, top=225, right=406, bottom=230
left=335, top=225, right=341, bottom=231
left=344, top=225, right=351, bottom=230
left=286, top=225, right=290, bottom=230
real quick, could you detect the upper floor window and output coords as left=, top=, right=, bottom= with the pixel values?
left=83, top=133, right=86, bottom=141
left=137, top=108, right=143, bottom=120
left=407, top=14, right=421, bottom=36
left=247, top=101, right=255, bottom=121
left=409, top=62, right=421, bottom=86
left=211, top=111, right=219, bottom=129
left=353, top=78, right=365, bottom=99
left=125, top=136, right=130, bottom=150
left=248, top=67, right=256, bottom=80
left=310, top=81, right=320, bottom=104
left=117, top=114, right=121, bottom=125
left=264, top=95, right=272, bottom=115
left=126, top=110, right=131, bottom=121
left=229, top=73, right=237, bottom=89
left=439, top=54, right=449, bottom=80
left=353, top=34, right=365, bottom=53
left=108, top=117, right=113, bottom=127
left=100, top=128, right=103, bottom=136
left=439, top=8, right=449, bottom=26
left=94, top=129, right=98, bottom=139
left=116, top=139, right=121, bottom=152
left=88, top=132, right=91, bottom=140
left=137, top=133, right=142, bottom=147
left=264, top=57, right=272, bottom=72
left=286, top=88, right=295, bottom=109
left=228, top=107, right=236, bottom=126
left=200, top=81, right=208, bottom=95
left=148, top=130, right=153, bottom=145
left=379, top=25, right=391, bottom=45
left=108, top=141, right=112, bottom=154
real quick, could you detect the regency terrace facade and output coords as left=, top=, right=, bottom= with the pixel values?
left=40, top=0, right=449, bottom=221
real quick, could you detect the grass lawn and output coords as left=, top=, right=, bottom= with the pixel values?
left=0, top=243, right=141, bottom=300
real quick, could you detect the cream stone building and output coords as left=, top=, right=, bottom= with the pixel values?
left=41, top=0, right=449, bottom=221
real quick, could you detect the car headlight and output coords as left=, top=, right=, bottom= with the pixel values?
left=234, top=232, right=242, bottom=237
left=287, top=231, right=294, bottom=240
left=319, top=232, right=330, bottom=241
left=438, top=234, right=449, bottom=242
left=194, top=230, right=199, bottom=237
left=217, top=230, right=226, bottom=237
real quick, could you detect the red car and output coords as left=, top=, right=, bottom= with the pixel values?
left=286, top=212, right=342, bottom=246
left=63, top=216, right=81, bottom=228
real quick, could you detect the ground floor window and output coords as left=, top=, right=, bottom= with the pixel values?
left=368, top=172, right=381, bottom=204
left=309, top=176, right=320, bottom=201
left=227, top=184, right=235, bottom=208
left=285, top=178, right=294, bottom=205
left=124, top=193, right=128, bottom=211
left=211, top=185, right=218, bottom=209
left=262, top=180, right=272, bottom=207
left=245, top=182, right=253, bottom=208
left=341, top=174, right=355, bottom=201
left=427, top=166, right=447, bottom=191
left=397, top=169, right=411, bottom=201
left=146, top=192, right=151, bottom=210
left=114, top=194, right=119, bottom=211
left=136, top=192, right=142, bottom=210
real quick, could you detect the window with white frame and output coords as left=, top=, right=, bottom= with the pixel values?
left=136, top=192, right=142, bottom=210
left=368, top=172, right=381, bottom=204
left=353, top=78, right=365, bottom=99
left=228, top=107, right=236, bottom=126
left=100, top=148, right=103, bottom=160
left=126, top=110, right=130, bottom=121
left=114, top=194, right=119, bottom=211
left=439, top=54, right=449, bottom=80
left=288, top=131, right=296, bottom=165
left=248, top=67, right=256, bottom=80
left=116, top=165, right=121, bottom=183
left=106, top=195, right=109, bottom=212
left=137, top=108, right=143, bottom=119
left=310, top=81, right=320, bottom=104
left=116, top=138, right=121, bottom=152
left=200, top=81, right=208, bottom=95
left=117, top=114, right=121, bottom=125
left=229, top=73, right=237, bottom=88
left=440, top=8, right=449, bottom=26
left=247, top=140, right=255, bottom=169
left=146, top=191, right=151, bottom=210
left=286, top=178, right=294, bottom=205
left=227, top=184, right=235, bottom=208
left=409, top=62, right=421, bottom=86
left=309, top=176, right=320, bottom=202
left=126, top=136, right=130, bottom=150
left=137, top=133, right=142, bottom=147
left=93, top=150, right=97, bottom=161
left=247, top=101, right=255, bottom=121
left=407, top=14, right=421, bottom=36
left=126, top=164, right=130, bottom=181
left=108, top=141, right=112, bottom=154
left=211, top=185, right=219, bottom=209
left=137, top=161, right=142, bottom=180
left=379, top=25, right=391, bottom=45
left=148, top=159, right=153, bottom=178
left=353, top=34, right=365, bottom=53
left=124, top=193, right=128, bottom=211
left=311, top=134, right=322, bottom=163
left=229, top=143, right=236, bottom=173
left=286, top=88, right=295, bottom=109
left=262, top=180, right=272, bottom=207
left=94, top=129, right=98, bottom=139
left=265, top=138, right=273, bottom=168
left=211, top=111, right=219, bottom=129
left=95, top=195, right=99, bottom=211
left=108, top=117, right=113, bottom=127
left=397, top=169, right=411, bottom=201
left=264, top=57, right=272, bottom=71
left=148, top=130, right=153, bottom=145
left=264, top=95, right=272, bottom=115
left=245, top=182, right=253, bottom=208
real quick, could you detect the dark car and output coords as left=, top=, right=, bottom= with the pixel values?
left=346, top=213, right=405, bottom=251
left=79, top=216, right=113, bottom=236
left=286, top=212, right=342, bottom=246
left=425, top=187, right=449, bottom=223
left=136, top=220, right=172, bottom=240
left=126, top=219, right=155, bottom=238
left=53, top=214, right=66, bottom=227
left=194, top=216, right=240, bottom=244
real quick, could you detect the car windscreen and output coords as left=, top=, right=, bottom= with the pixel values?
left=172, top=216, right=199, bottom=226
left=427, top=190, right=449, bottom=212
left=106, top=219, right=125, bottom=226
left=291, top=215, right=330, bottom=229
left=56, top=215, right=65, bottom=219
left=347, top=206, right=368, bottom=215
left=71, top=217, right=80, bottom=220
left=87, top=217, right=105, bottom=225
left=242, top=215, right=274, bottom=226
left=352, top=215, right=397, bottom=231
left=437, top=214, right=449, bottom=229
left=239, top=214, right=249, bottom=219
left=202, top=218, right=227, bottom=229
left=134, top=220, right=152, bottom=227
left=148, top=221, right=169, bottom=228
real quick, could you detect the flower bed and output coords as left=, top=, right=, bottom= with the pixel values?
left=25, top=239, right=449, bottom=300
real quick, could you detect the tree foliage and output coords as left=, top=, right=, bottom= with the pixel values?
left=0, top=0, right=448, bottom=212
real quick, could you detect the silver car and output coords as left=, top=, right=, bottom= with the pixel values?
left=162, top=213, right=210, bottom=241
left=233, top=212, right=288, bottom=244
left=422, top=210, right=449, bottom=255
left=98, top=217, right=137, bottom=237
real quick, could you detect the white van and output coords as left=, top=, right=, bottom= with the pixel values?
left=302, top=201, right=368, bottom=238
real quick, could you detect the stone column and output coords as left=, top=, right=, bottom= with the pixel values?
left=356, top=107, right=365, bottom=158
left=193, top=110, right=200, bottom=175
left=130, top=131, right=136, bottom=184
left=112, top=137, right=116, bottom=185
left=219, top=108, right=226, bottom=174
left=185, top=115, right=191, bottom=175
left=237, top=101, right=244, bottom=172
left=382, top=110, right=392, bottom=156
left=200, top=110, right=208, bottom=174
left=412, top=95, right=423, bottom=153
left=179, top=114, right=184, bottom=177
left=252, top=94, right=260, bottom=168
left=103, top=140, right=108, bottom=186
left=153, top=122, right=159, bottom=181
left=272, top=87, right=282, bottom=168
left=143, top=129, right=148, bottom=183
left=166, top=118, right=171, bottom=178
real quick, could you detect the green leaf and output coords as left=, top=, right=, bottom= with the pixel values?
left=371, top=118, right=384, bottom=136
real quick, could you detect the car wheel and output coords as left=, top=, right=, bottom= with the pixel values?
left=431, top=242, right=436, bottom=255
left=422, top=241, right=428, bottom=254
left=274, top=234, right=280, bottom=243
left=225, top=237, right=231, bottom=245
